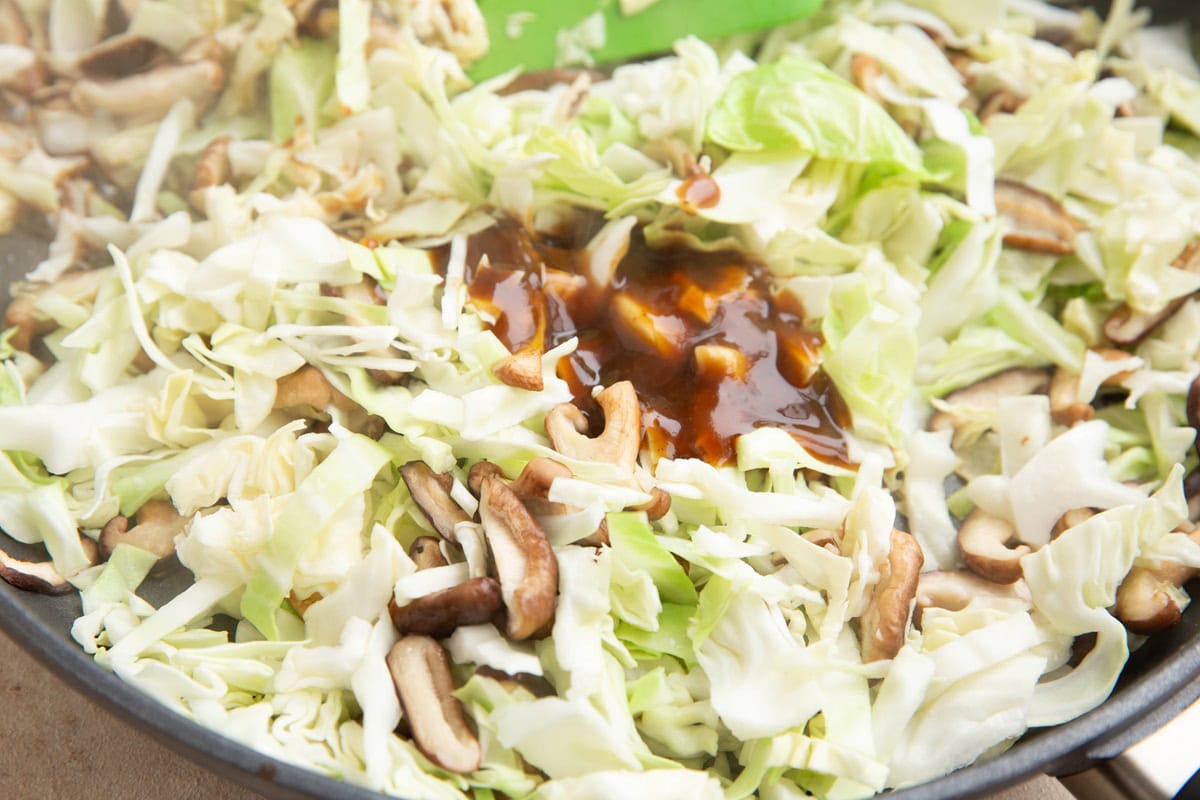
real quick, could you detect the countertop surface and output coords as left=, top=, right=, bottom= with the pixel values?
left=0, top=625, right=1074, bottom=800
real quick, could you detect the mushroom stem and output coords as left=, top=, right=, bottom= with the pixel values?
left=545, top=381, right=641, bottom=473
left=99, top=499, right=187, bottom=562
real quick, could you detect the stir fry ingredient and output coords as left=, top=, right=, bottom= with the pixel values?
left=3, top=0, right=1200, bottom=798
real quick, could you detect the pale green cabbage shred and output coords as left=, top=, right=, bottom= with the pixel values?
left=4, top=0, right=1200, bottom=797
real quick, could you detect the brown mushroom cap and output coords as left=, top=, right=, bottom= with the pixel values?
left=478, top=475, right=559, bottom=640
left=386, top=635, right=481, bottom=774
left=1115, top=567, right=1185, bottom=635
left=75, top=34, right=163, bottom=79
left=400, top=462, right=471, bottom=542
left=957, top=510, right=1031, bottom=584
left=1115, top=529, right=1200, bottom=635
left=860, top=529, right=924, bottom=662
left=388, top=577, right=504, bottom=639
left=0, top=549, right=72, bottom=595
left=99, top=499, right=187, bottom=562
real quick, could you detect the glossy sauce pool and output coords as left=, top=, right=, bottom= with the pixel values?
left=442, top=217, right=851, bottom=467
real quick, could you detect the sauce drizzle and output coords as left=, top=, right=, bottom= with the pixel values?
left=445, top=217, right=851, bottom=467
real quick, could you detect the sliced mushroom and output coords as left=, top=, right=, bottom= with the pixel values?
left=1114, top=531, right=1200, bottom=635
left=958, top=510, right=1030, bottom=584
left=1050, top=507, right=1096, bottom=540
left=0, top=549, right=72, bottom=595
left=860, top=529, right=924, bottom=662
left=400, top=462, right=470, bottom=543
left=410, top=536, right=450, bottom=571
left=70, top=59, right=224, bottom=119
left=978, top=89, right=1024, bottom=123
left=76, top=34, right=163, bottom=78
left=3, top=291, right=55, bottom=353
left=99, top=499, right=187, bottom=561
left=509, top=457, right=571, bottom=515
left=802, top=528, right=841, bottom=555
left=386, top=635, right=481, bottom=774
left=1049, top=367, right=1094, bottom=425
left=994, top=179, right=1081, bottom=255
left=929, top=368, right=1050, bottom=434
left=545, top=380, right=640, bottom=473
left=4, top=268, right=111, bottom=352
left=274, top=366, right=354, bottom=412
left=478, top=475, right=558, bottom=640
left=473, top=665, right=556, bottom=697
left=1104, top=243, right=1200, bottom=346
left=630, top=487, right=671, bottom=521
left=389, top=576, right=504, bottom=639
left=467, top=461, right=504, bottom=497
left=915, top=570, right=1031, bottom=626
left=492, top=349, right=544, bottom=392
left=188, top=135, right=231, bottom=211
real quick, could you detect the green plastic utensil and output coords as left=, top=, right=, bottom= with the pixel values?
left=468, top=0, right=825, bottom=81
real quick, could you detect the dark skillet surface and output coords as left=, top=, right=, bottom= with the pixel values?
left=4, top=2, right=1200, bottom=797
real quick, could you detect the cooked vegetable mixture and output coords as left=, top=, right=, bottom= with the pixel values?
left=3, top=0, right=1200, bottom=797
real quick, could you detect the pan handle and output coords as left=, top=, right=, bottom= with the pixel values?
left=1061, top=680, right=1200, bottom=800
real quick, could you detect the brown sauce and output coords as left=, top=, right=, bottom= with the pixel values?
left=438, top=217, right=851, bottom=467
left=676, top=165, right=721, bottom=213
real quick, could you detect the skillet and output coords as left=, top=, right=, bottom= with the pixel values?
left=2, top=1, right=1200, bottom=797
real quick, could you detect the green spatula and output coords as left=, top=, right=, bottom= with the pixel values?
left=468, top=0, right=825, bottom=81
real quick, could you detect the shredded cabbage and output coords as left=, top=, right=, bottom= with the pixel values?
left=2, top=1, right=1200, bottom=799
